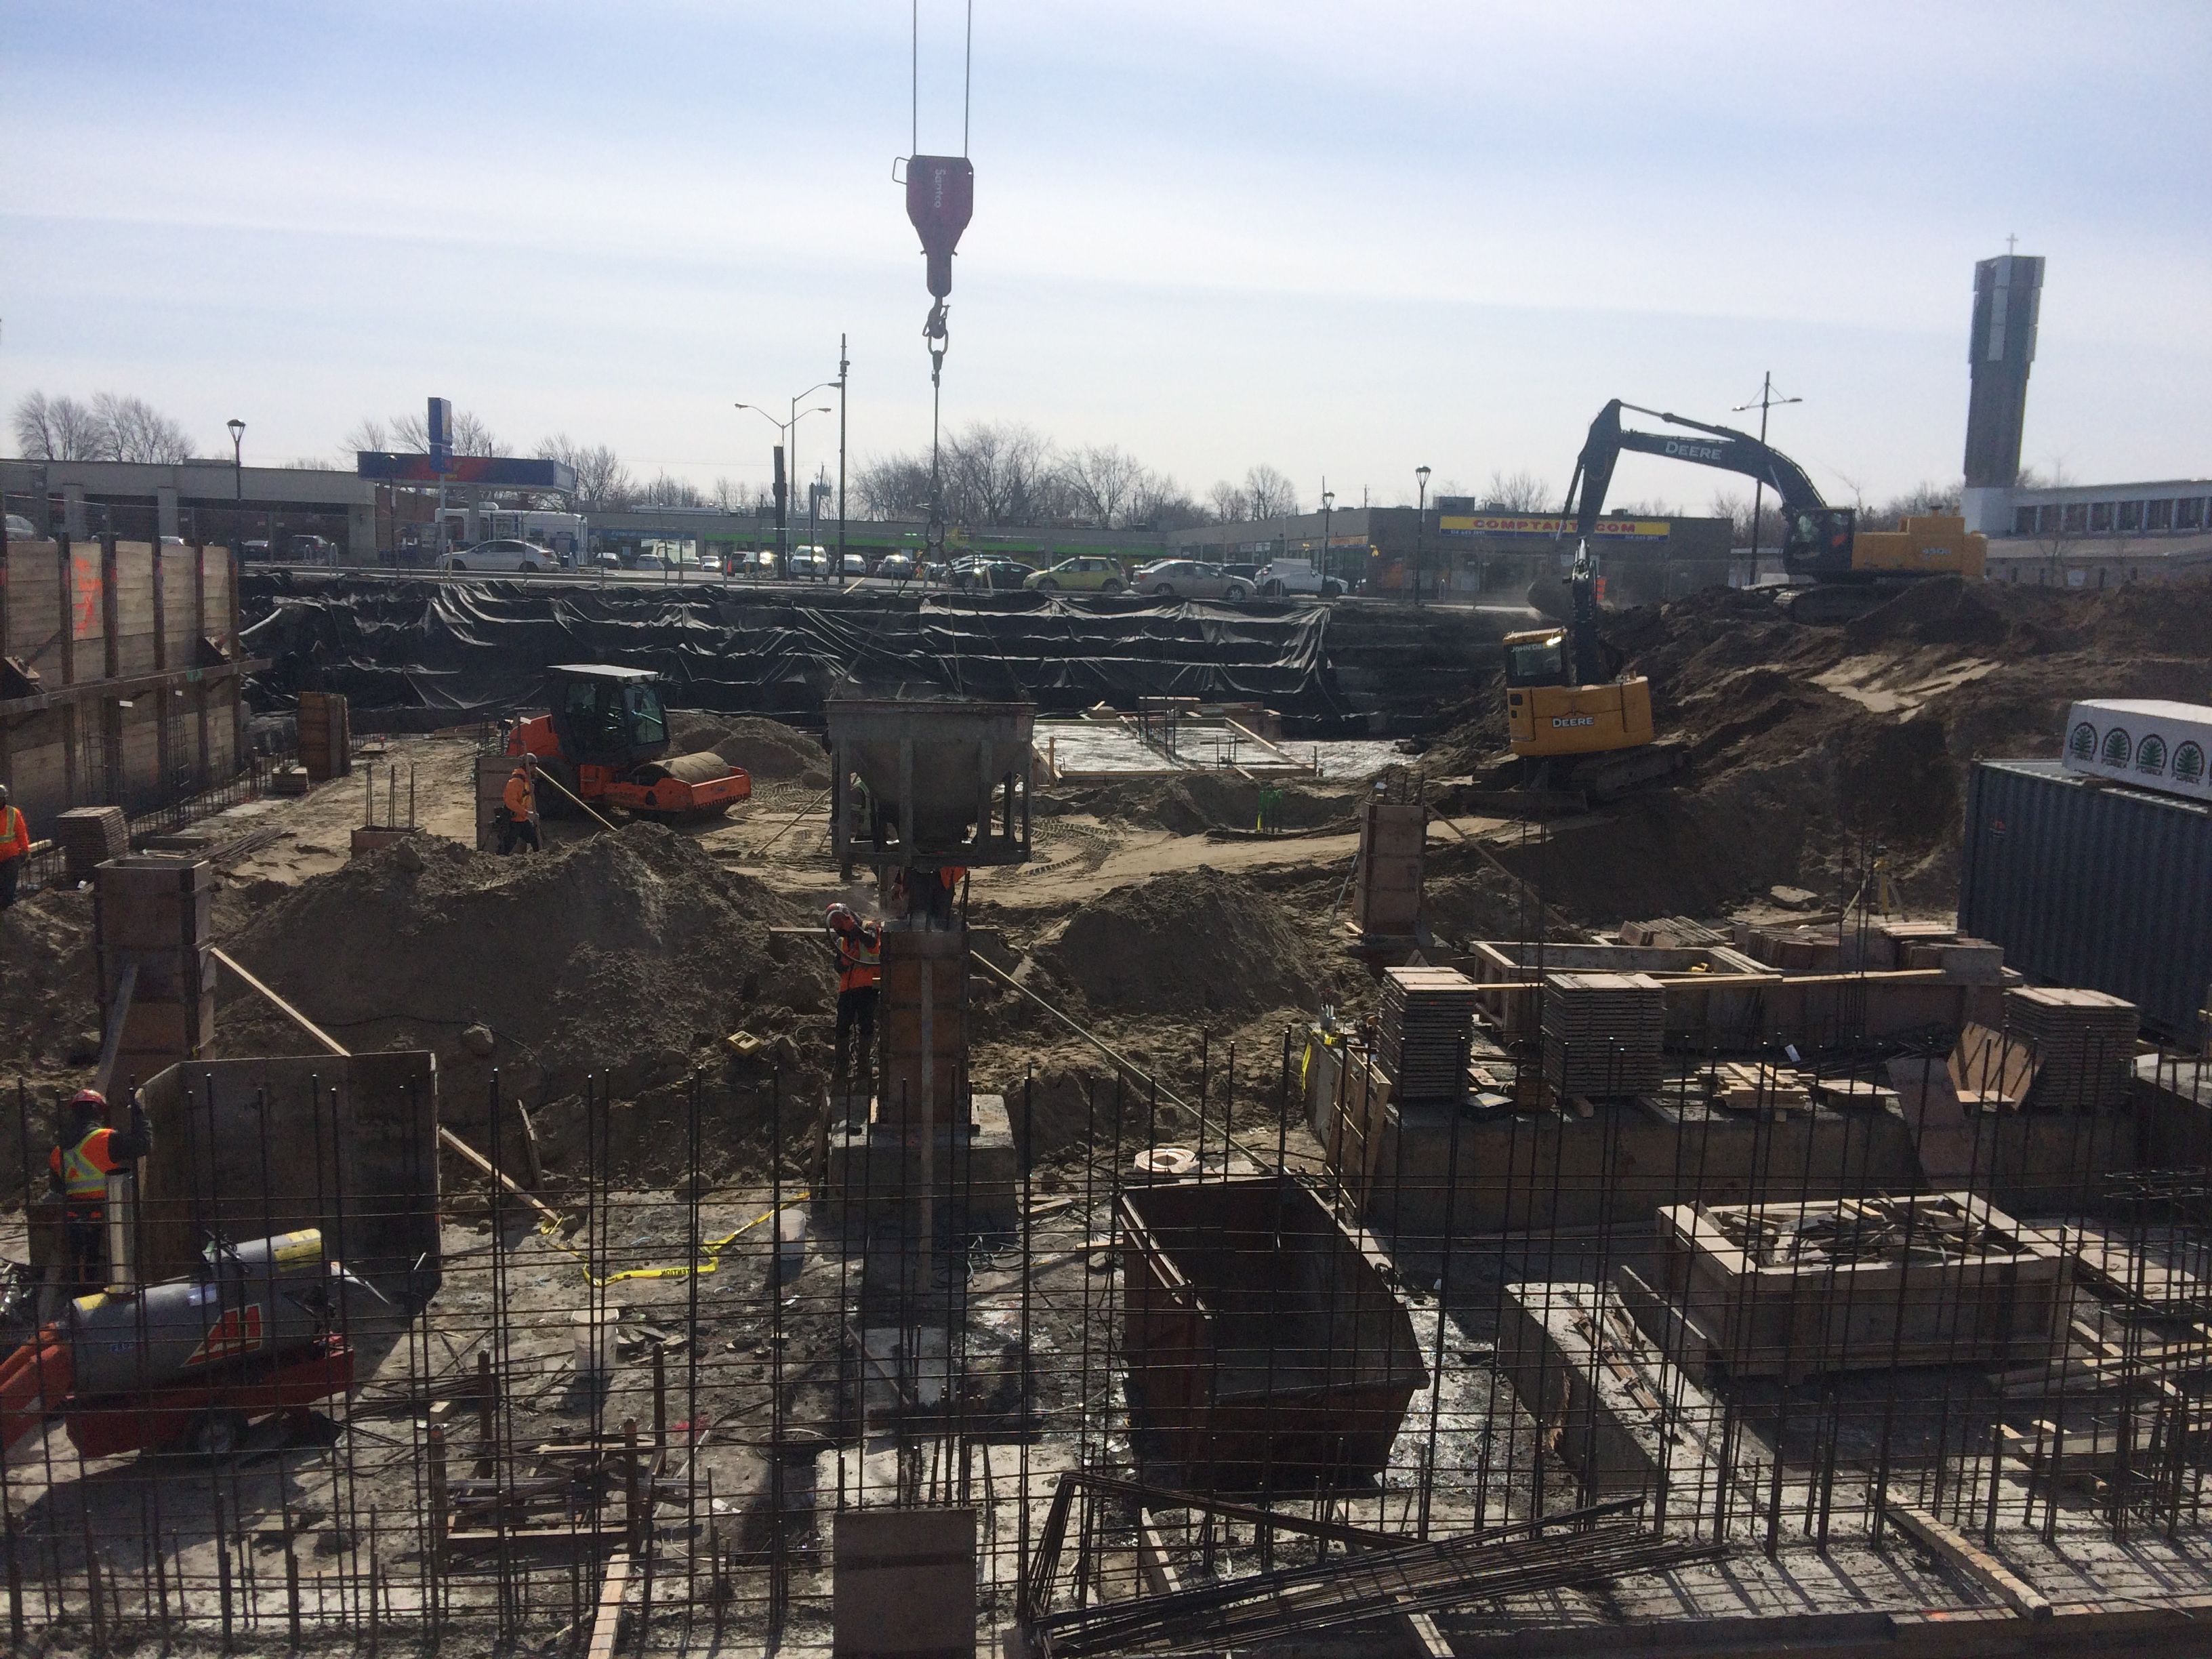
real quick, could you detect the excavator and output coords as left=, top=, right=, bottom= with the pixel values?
left=1491, top=545, right=1691, bottom=802
left=506, top=665, right=751, bottom=821
left=1560, top=398, right=1987, bottom=625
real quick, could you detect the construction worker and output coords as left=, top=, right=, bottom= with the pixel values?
left=824, top=902, right=881, bottom=1088
left=49, top=1088, right=151, bottom=1293
left=498, top=756, right=541, bottom=855
left=0, top=784, right=27, bottom=911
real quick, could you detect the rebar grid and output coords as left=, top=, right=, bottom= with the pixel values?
left=2, top=1038, right=2211, bottom=1654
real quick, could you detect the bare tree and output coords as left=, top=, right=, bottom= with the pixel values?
left=536, top=436, right=634, bottom=509
left=1128, top=473, right=1208, bottom=531
left=1862, top=478, right=1963, bottom=530
left=2020, top=462, right=2074, bottom=581
left=1485, top=468, right=1554, bottom=512
left=946, top=422, right=1067, bottom=525
left=1708, top=489, right=1786, bottom=549
left=854, top=453, right=933, bottom=520
left=342, top=417, right=390, bottom=454
left=90, top=394, right=194, bottom=463
left=638, top=472, right=703, bottom=509
left=1244, top=464, right=1298, bottom=519
left=371, top=407, right=499, bottom=457
left=1061, top=443, right=1149, bottom=527
left=13, top=391, right=127, bottom=459
left=1204, top=479, right=1247, bottom=523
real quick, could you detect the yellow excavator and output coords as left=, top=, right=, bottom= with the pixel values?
left=1491, top=544, right=1690, bottom=802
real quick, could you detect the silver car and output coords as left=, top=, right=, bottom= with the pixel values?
left=1132, top=558, right=1253, bottom=602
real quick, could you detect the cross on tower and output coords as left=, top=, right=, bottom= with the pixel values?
left=2006, top=234, right=2018, bottom=255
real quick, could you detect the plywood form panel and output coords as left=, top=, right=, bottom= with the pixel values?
left=5, top=548, right=65, bottom=678
left=161, top=548, right=197, bottom=661
left=70, top=548, right=103, bottom=642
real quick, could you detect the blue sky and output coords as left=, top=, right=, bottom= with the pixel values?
left=3, top=1, right=2207, bottom=512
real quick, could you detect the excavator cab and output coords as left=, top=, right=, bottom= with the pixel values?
left=548, top=666, right=672, bottom=768
left=1503, top=630, right=1570, bottom=690
left=1781, top=506, right=1858, bottom=579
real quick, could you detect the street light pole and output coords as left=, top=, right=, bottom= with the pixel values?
left=1414, top=464, right=1431, bottom=607
left=1733, top=373, right=1802, bottom=585
left=737, top=400, right=836, bottom=580
left=1321, top=484, right=1334, bottom=588
left=837, top=334, right=850, bottom=577
left=226, top=419, right=245, bottom=556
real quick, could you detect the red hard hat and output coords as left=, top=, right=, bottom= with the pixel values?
left=70, top=1088, right=106, bottom=1109
left=824, top=902, right=852, bottom=925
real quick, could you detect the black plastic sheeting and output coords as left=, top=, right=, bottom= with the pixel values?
left=238, top=574, right=1345, bottom=729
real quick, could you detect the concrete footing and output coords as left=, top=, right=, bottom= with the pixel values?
left=822, top=1092, right=1017, bottom=1233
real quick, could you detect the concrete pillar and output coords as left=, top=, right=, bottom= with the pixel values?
left=155, top=486, right=180, bottom=540
left=62, top=484, right=87, bottom=539
left=348, top=501, right=375, bottom=562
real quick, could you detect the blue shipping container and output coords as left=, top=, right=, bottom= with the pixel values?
left=1960, top=759, right=2212, bottom=1042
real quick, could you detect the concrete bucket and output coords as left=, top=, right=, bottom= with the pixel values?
left=825, top=697, right=1035, bottom=874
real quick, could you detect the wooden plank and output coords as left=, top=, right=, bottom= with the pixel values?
left=586, top=1551, right=632, bottom=1659
left=1135, top=1511, right=1181, bottom=1597
left=1882, top=1500, right=2051, bottom=1621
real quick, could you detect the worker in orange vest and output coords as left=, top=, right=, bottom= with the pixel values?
left=0, top=784, right=28, bottom=911
left=49, top=1088, right=152, bottom=1292
left=824, top=902, right=882, bottom=1088
left=498, top=757, right=541, bottom=855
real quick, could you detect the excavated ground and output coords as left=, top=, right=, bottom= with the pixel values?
left=9, top=576, right=2207, bottom=1192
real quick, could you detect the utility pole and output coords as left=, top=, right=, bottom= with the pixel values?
left=1734, top=372, right=1801, bottom=585
left=1413, top=465, right=1431, bottom=607
left=837, top=333, right=850, bottom=574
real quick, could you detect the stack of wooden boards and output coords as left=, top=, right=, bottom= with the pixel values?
left=53, top=805, right=129, bottom=878
left=2005, top=986, right=2137, bottom=1113
left=1618, top=916, right=1729, bottom=949
left=1376, top=965, right=1479, bottom=1103
left=1702, top=1061, right=1811, bottom=1115
left=1542, top=971, right=1666, bottom=1098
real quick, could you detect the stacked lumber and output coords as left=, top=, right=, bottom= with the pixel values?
left=2005, top=987, right=2137, bottom=1113
left=1376, top=966, right=1479, bottom=1101
left=1703, top=1061, right=1811, bottom=1115
left=1619, top=916, right=1727, bottom=949
left=1542, top=971, right=1665, bottom=1099
left=53, top=805, right=129, bottom=878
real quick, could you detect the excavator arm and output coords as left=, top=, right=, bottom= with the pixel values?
left=1561, top=399, right=1859, bottom=579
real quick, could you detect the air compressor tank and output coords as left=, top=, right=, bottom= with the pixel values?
left=66, top=1229, right=331, bottom=1399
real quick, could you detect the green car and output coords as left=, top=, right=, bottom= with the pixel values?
left=1023, top=556, right=1127, bottom=594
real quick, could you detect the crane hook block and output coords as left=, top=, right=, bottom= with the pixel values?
left=905, top=155, right=975, bottom=300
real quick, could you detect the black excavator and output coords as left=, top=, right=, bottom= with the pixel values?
left=1555, top=400, right=1986, bottom=624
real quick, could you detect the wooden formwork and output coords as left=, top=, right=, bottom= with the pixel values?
left=1349, top=800, right=1423, bottom=942
left=1654, top=1191, right=2066, bottom=1382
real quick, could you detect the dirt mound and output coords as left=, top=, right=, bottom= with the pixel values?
left=223, top=825, right=832, bottom=1179
left=1416, top=575, right=2212, bottom=923
left=1031, top=867, right=1320, bottom=1017
left=0, top=887, right=101, bottom=1092
left=665, top=711, right=827, bottom=783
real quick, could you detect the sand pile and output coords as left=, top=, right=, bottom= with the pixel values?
left=666, top=711, right=828, bottom=784
left=0, top=887, right=100, bottom=1094
left=222, top=824, right=832, bottom=1177
left=1031, top=866, right=1320, bottom=1017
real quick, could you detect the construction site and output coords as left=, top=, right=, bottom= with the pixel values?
left=5, top=10, right=2212, bottom=1653
left=3, top=534, right=2212, bottom=1658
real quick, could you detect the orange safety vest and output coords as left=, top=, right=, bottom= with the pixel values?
left=0, top=805, right=27, bottom=860
left=833, top=921, right=881, bottom=992
left=503, top=770, right=533, bottom=818
left=50, top=1127, right=121, bottom=1204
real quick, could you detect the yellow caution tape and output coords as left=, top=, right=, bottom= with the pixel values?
left=536, top=1191, right=811, bottom=1288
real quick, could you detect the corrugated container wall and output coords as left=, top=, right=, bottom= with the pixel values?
left=1960, top=760, right=2212, bottom=1042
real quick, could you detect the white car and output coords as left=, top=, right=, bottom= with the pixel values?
left=876, top=552, right=918, bottom=581
left=1256, top=557, right=1343, bottom=598
left=4, top=513, right=41, bottom=541
left=840, top=552, right=868, bottom=576
left=1132, top=558, right=1254, bottom=602
left=785, top=547, right=827, bottom=577
left=438, top=538, right=555, bottom=574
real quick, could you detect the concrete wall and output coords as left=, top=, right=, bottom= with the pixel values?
left=1, top=537, right=247, bottom=831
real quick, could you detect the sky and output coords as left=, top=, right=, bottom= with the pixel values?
left=3, top=1, right=2208, bottom=514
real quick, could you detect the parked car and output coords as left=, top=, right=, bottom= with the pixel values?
left=1222, top=562, right=1262, bottom=583
left=1255, top=556, right=1344, bottom=598
left=840, top=552, right=869, bottom=577
left=1131, top=558, right=1253, bottom=602
left=439, top=537, right=556, bottom=574
left=1023, top=555, right=1126, bottom=594
left=4, top=514, right=41, bottom=541
left=949, top=555, right=1031, bottom=591
left=697, top=552, right=725, bottom=574
left=288, top=533, right=339, bottom=564
left=876, top=551, right=918, bottom=581
left=783, top=546, right=831, bottom=577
